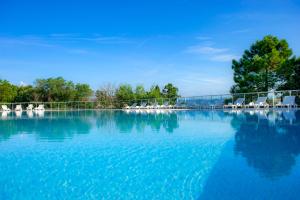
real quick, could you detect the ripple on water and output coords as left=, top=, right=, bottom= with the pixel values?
left=0, top=140, right=226, bottom=199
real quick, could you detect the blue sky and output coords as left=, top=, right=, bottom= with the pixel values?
left=0, top=0, right=300, bottom=96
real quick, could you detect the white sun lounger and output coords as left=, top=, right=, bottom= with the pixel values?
left=160, top=101, right=172, bottom=109
left=1, top=105, right=11, bottom=112
left=224, top=98, right=245, bottom=108
left=15, top=105, right=22, bottom=111
left=138, top=102, right=147, bottom=109
left=254, top=97, right=269, bottom=108
left=276, top=96, right=297, bottom=108
left=26, top=104, right=34, bottom=111
left=124, top=103, right=136, bottom=109
left=34, top=104, right=45, bottom=111
left=146, top=102, right=159, bottom=109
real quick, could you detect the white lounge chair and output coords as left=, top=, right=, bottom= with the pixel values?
left=254, top=97, right=269, bottom=108
left=224, top=98, right=245, bottom=109
left=245, top=102, right=255, bottom=108
left=153, top=102, right=160, bottom=109
left=146, top=102, right=159, bottom=109
left=146, top=102, right=155, bottom=109
left=124, top=103, right=138, bottom=110
left=15, top=105, right=22, bottom=111
left=1, top=105, right=11, bottom=112
left=138, top=102, right=147, bottom=109
left=160, top=101, right=172, bottom=109
left=26, top=104, right=34, bottom=111
left=124, top=104, right=130, bottom=109
left=276, top=96, right=297, bottom=108
left=34, top=104, right=45, bottom=111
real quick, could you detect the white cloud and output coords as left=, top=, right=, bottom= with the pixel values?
left=175, top=72, right=232, bottom=96
left=211, top=54, right=238, bottom=62
left=48, top=34, right=132, bottom=44
left=0, top=36, right=56, bottom=47
left=186, top=46, right=228, bottom=54
left=185, top=42, right=238, bottom=62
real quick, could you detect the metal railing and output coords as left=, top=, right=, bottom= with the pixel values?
left=0, top=89, right=299, bottom=111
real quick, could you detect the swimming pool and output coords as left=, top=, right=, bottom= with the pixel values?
left=0, top=110, right=300, bottom=199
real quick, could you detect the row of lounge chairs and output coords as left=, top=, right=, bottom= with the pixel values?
left=1, top=104, right=45, bottom=112
left=124, top=101, right=184, bottom=110
left=224, top=96, right=297, bottom=109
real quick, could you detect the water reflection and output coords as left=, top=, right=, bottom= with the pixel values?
left=231, top=109, right=300, bottom=179
left=0, top=110, right=181, bottom=141
left=27, top=110, right=34, bottom=118
left=95, top=110, right=180, bottom=133
left=1, top=111, right=9, bottom=119
left=0, top=111, right=94, bottom=141
left=15, top=111, right=22, bottom=118
left=34, top=110, right=45, bottom=117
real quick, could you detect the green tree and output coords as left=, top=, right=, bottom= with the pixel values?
left=74, top=83, right=93, bottom=101
left=134, top=85, right=146, bottom=100
left=148, top=85, right=162, bottom=99
left=277, top=57, right=300, bottom=90
left=15, top=85, right=35, bottom=102
left=0, top=80, right=17, bottom=102
left=35, top=77, right=76, bottom=102
left=115, top=84, right=134, bottom=104
left=231, top=35, right=293, bottom=93
left=162, top=83, right=179, bottom=99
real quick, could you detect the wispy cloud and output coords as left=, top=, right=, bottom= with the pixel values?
left=0, top=34, right=132, bottom=48
left=211, top=54, right=238, bottom=62
left=0, top=36, right=56, bottom=47
left=0, top=34, right=134, bottom=56
left=175, top=71, right=232, bottom=95
left=48, top=33, right=132, bottom=44
left=185, top=43, right=238, bottom=62
left=186, top=45, right=228, bottom=54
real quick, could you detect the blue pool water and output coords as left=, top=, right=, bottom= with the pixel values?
left=0, top=110, right=300, bottom=199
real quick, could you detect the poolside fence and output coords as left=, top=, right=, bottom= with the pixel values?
left=1, top=89, right=300, bottom=111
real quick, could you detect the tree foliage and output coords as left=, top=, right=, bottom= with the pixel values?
left=74, top=83, right=93, bottom=101
left=148, top=85, right=162, bottom=99
left=115, top=84, right=134, bottom=103
left=277, top=57, right=300, bottom=90
left=0, top=77, right=93, bottom=103
left=34, top=77, right=93, bottom=102
left=95, top=83, right=180, bottom=107
left=135, top=85, right=147, bottom=100
left=162, top=83, right=179, bottom=99
left=15, top=86, right=36, bottom=102
left=231, top=35, right=295, bottom=93
left=0, top=80, right=17, bottom=102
